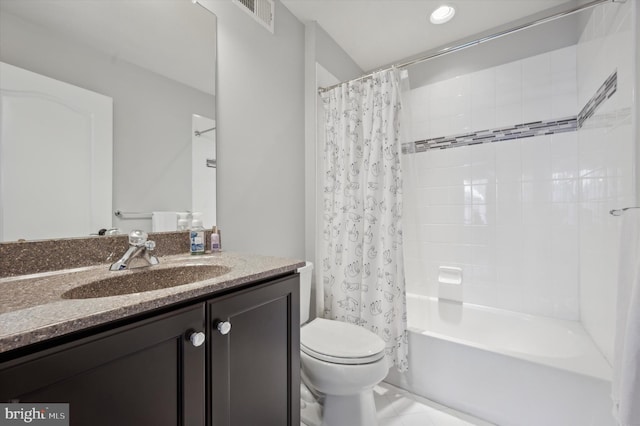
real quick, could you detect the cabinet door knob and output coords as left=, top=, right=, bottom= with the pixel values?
left=217, top=321, right=232, bottom=335
left=189, top=331, right=206, bottom=347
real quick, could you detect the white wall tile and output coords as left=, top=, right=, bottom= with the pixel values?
left=495, top=103, right=522, bottom=127
left=523, top=52, right=551, bottom=84
left=551, top=203, right=579, bottom=227
left=551, top=48, right=578, bottom=119
left=470, top=183, right=494, bottom=205
left=521, top=135, right=551, bottom=181
left=522, top=53, right=552, bottom=122
left=522, top=97, right=552, bottom=123
left=552, top=87, right=578, bottom=118
left=471, top=162, right=496, bottom=185
left=551, top=132, right=579, bottom=179
left=550, top=45, right=577, bottom=74
left=551, top=179, right=579, bottom=203
left=471, top=107, right=495, bottom=132
left=401, top=33, right=636, bottom=322
left=495, top=61, right=522, bottom=90
left=451, top=112, right=472, bottom=135
left=496, top=86, right=522, bottom=107
left=522, top=202, right=552, bottom=226
left=576, top=0, right=634, bottom=363
left=495, top=225, right=522, bottom=265
left=410, top=130, right=584, bottom=317
left=522, top=181, right=552, bottom=204
left=495, top=140, right=522, bottom=182
left=495, top=267, right=522, bottom=292
left=471, top=224, right=494, bottom=245
left=429, top=145, right=472, bottom=168
left=471, top=70, right=495, bottom=106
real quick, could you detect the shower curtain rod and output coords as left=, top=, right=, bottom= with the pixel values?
left=318, top=0, right=623, bottom=93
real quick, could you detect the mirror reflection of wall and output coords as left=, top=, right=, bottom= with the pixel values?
left=0, top=0, right=217, bottom=242
left=0, top=62, right=113, bottom=242
left=192, top=115, right=217, bottom=229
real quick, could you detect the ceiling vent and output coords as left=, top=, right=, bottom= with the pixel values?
left=233, top=0, right=274, bottom=33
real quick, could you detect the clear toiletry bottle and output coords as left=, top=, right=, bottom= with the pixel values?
left=211, top=226, right=221, bottom=252
left=190, top=213, right=205, bottom=255
left=177, top=212, right=190, bottom=231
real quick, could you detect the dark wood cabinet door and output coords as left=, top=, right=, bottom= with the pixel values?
left=0, top=304, right=206, bottom=426
left=208, top=275, right=300, bottom=426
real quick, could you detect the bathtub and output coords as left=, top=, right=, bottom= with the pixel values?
left=385, top=294, right=615, bottom=426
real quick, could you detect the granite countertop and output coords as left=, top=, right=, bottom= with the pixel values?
left=0, top=252, right=305, bottom=354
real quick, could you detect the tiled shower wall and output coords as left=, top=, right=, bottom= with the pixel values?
left=407, top=46, right=578, bottom=142
left=576, top=0, right=635, bottom=363
left=403, top=11, right=634, bottom=327
left=403, top=45, right=582, bottom=320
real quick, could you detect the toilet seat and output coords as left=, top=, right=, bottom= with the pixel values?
left=301, top=318, right=386, bottom=365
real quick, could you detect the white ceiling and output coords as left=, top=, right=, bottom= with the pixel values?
left=281, top=0, right=574, bottom=72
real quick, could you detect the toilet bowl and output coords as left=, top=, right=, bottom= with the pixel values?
left=298, top=263, right=388, bottom=426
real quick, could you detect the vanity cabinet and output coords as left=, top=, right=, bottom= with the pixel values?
left=208, top=275, right=300, bottom=426
left=0, top=304, right=206, bottom=426
left=0, top=273, right=300, bottom=426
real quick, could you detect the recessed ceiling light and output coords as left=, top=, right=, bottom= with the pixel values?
left=430, top=5, right=456, bottom=24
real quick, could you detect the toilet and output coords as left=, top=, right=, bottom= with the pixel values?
left=298, top=262, right=388, bottom=426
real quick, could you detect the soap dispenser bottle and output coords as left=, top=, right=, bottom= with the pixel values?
left=210, top=226, right=221, bottom=252
left=190, top=213, right=205, bottom=255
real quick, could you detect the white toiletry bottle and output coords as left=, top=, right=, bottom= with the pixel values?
left=190, top=213, right=205, bottom=255
left=211, top=226, right=221, bottom=252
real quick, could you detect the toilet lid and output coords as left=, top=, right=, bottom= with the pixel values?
left=301, top=318, right=386, bottom=365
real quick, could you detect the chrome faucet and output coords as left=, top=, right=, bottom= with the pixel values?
left=109, top=230, right=159, bottom=271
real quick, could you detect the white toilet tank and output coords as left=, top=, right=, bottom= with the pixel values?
left=297, top=262, right=313, bottom=325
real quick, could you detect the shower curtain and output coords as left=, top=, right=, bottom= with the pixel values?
left=320, top=69, right=408, bottom=372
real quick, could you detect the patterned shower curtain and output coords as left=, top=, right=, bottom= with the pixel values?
left=320, top=69, right=408, bottom=372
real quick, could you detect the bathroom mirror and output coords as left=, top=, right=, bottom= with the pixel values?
left=0, top=0, right=217, bottom=242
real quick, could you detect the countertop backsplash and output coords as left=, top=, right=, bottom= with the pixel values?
left=0, top=231, right=212, bottom=278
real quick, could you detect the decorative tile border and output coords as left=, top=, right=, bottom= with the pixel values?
left=402, top=69, right=617, bottom=154
left=578, top=70, right=617, bottom=128
left=402, top=117, right=577, bottom=154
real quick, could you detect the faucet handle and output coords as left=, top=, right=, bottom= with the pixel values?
left=128, top=230, right=149, bottom=247
left=145, top=240, right=156, bottom=251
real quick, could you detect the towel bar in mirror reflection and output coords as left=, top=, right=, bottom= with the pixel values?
left=114, top=211, right=153, bottom=220
left=610, top=207, right=640, bottom=216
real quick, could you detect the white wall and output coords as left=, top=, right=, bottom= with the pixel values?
left=637, top=1, right=640, bottom=201
left=304, top=22, right=363, bottom=264
left=202, top=0, right=305, bottom=259
left=577, top=0, right=636, bottom=363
